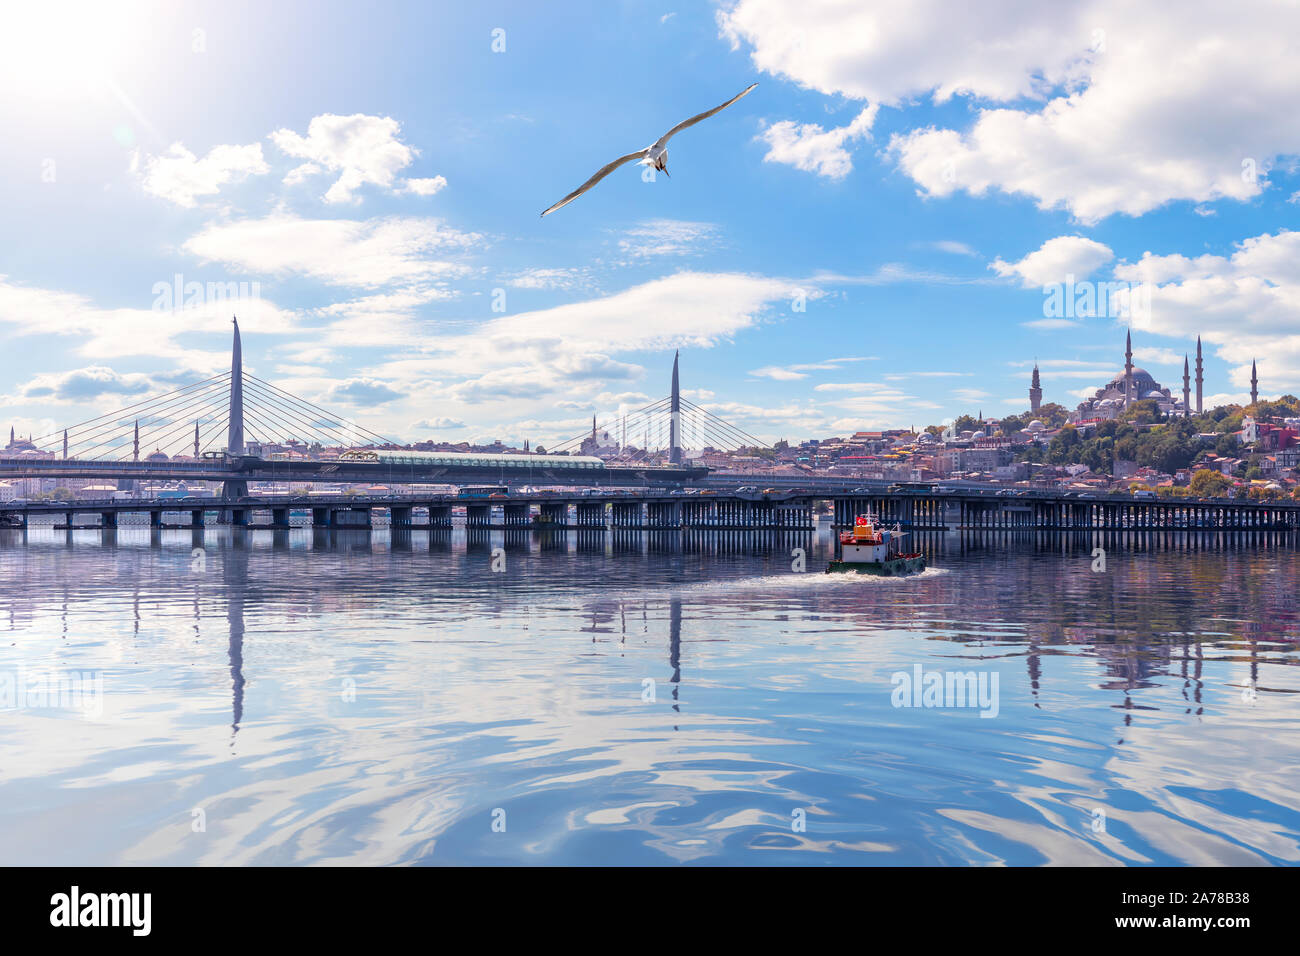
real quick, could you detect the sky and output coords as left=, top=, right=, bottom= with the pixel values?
left=1, top=0, right=1298, bottom=452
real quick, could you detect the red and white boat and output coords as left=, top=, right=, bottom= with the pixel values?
left=826, top=514, right=927, bottom=576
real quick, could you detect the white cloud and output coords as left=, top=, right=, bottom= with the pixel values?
left=931, top=240, right=978, bottom=257
left=751, top=366, right=808, bottom=381
left=1110, top=229, right=1300, bottom=390
left=270, top=114, right=440, bottom=204
left=618, top=219, right=720, bottom=258
left=413, top=417, right=465, bottom=430
left=0, top=274, right=296, bottom=364
left=722, top=0, right=1300, bottom=221
left=992, top=236, right=1114, bottom=288
left=183, top=213, right=480, bottom=288
left=403, top=176, right=448, bottom=196
left=134, top=142, right=268, bottom=207
left=504, top=268, right=589, bottom=291
left=1021, top=318, right=1080, bottom=330
left=758, top=105, right=877, bottom=179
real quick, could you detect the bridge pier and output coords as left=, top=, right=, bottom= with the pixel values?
left=539, top=503, right=568, bottom=528
left=332, top=507, right=371, bottom=528
left=428, top=504, right=452, bottom=529
left=504, top=503, right=530, bottom=528
left=191, top=509, right=206, bottom=528
left=611, top=501, right=642, bottom=529
left=271, top=507, right=291, bottom=529
left=465, top=504, right=490, bottom=529
left=575, top=502, right=604, bottom=529
left=150, top=510, right=163, bottom=529
left=100, top=511, right=117, bottom=529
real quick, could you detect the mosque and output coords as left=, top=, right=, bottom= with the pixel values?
left=1032, top=332, right=1254, bottom=423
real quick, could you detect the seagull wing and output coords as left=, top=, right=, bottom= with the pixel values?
left=540, top=149, right=649, bottom=217
left=652, top=83, right=757, bottom=149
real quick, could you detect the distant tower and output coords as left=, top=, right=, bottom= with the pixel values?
left=1195, top=336, right=1204, bottom=415
left=1029, top=362, right=1042, bottom=415
left=8, top=426, right=13, bottom=446
left=227, top=316, right=244, bottom=455
left=1123, top=330, right=1134, bottom=408
left=669, top=350, right=682, bottom=465
left=133, top=420, right=139, bottom=461
left=1182, top=355, right=1191, bottom=418
left=1250, top=359, right=1259, bottom=406
left=63, top=429, right=68, bottom=459
left=222, top=317, right=249, bottom=499
left=193, top=421, right=200, bottom=459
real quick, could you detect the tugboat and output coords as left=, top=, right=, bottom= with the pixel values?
left=826, top=514, right=927, bottom=576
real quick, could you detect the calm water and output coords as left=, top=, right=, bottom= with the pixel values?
left=1, top=523, right=1298, bottom=866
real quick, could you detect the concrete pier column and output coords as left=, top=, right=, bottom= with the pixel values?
left=272, top=507, right=291, bottom=528
left=191, top=509, right=206, bottom=528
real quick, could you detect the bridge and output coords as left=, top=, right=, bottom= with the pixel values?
left=0, top=319, right=708, bottom=489
left=4, top=485, right=1298, bottom=534
left=4, top=321, right=1299, bottom=536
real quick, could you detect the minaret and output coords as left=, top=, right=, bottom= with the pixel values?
left=227, top=316, right=244, bottom=456
left=193, top=421, right=200, bottom=459
left=1182, top=356, right=1190, bottom=418
left=1195, top=336, right=1204, bottom=415
left=669, top=350, right=682, bottom=465
left=63, top=429, right=68, bottom=459
left=1029, top=362, right=1042, bottom=415
left=1250, top=359, right=1258, bottom=406
left=8, top=426, right=13, bottom=447
left=1123, top=330, right=1134, bottom=408
left=133, top=420, right=139, bottom=461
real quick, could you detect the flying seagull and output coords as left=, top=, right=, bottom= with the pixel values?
left=540, top=82, right=757, bottom=218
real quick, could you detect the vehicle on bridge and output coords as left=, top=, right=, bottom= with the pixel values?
left=338, top=449, right=606, bottom=471
left=457, top=486, right=509, bottom=499
left=827, top=514, right=927, bottom=577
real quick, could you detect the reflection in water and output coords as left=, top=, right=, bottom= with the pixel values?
left=0, top=524, right=1297, bottom=865
left=225, top=541, right=246, bottom=742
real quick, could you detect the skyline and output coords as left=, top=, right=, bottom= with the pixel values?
left=3, top=1, right=1299, bottom=449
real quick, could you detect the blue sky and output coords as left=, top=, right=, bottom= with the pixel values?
left=1, top=0, right=1298, bottom=451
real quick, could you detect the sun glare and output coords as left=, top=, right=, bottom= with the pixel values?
left=0, top=1, right=145, bottom=100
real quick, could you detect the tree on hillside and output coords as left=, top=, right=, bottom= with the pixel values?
left=1188, top=468, right=1232, bottom=497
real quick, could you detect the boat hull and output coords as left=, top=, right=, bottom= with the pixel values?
left=825, top=555, right=927, bottom=576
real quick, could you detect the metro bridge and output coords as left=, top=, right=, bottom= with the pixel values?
left=4, top=320, right=1300, bottom=536
left=4, top=485, right=1299, bottom=535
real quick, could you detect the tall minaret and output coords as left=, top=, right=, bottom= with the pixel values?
left=63, top=429, right=68, bottom=459
left=1029, top=362, right=1042, bottom=415
left=1195, top=336, right=1204, bottom=415
left=133, top=420, right=139, bottom=461
left=227, top=316, right=244, bottom=456
left=1123, top=330, right=1134, bottom=408
left=1250, top=359, right=1258, bottom=406
left=669, top=350, right=682, bottom=465
left=193, top=421, right=201, bottom=459
left=1182, top=355, right=1190, bottom=418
